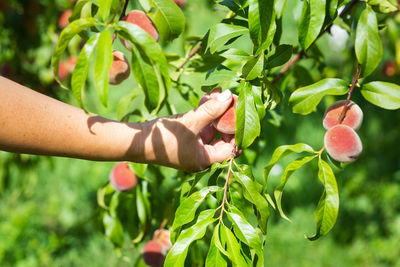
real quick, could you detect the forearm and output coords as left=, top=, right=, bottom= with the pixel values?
left=0, top=76, right=144, bottom=161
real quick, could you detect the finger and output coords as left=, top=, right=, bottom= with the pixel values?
left=185, top=90, right=233, bottom=133
left=203, top=139, right=235, bottom=164
left=198, top=87, right=221, bottom=106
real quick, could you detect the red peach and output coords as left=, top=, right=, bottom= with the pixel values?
left=323, top=100, right=363, bottom=131
left=108, top=50, right=130, bottom=85
left=142, top=240, right=166, bottom=267
left=324, top=124, right=363, bottom=163
left=109, top=162, right=137, bottom=192
left=120, top=10, right=159, bottom=50
left=382, top=61, right=397, bottom=77
left=212, top=94, right=238, bottom=134
left=153, top=229, right=172, bottom=251
left=58, top=10, right=72, bottom=29
left=58, top=56, right=77, bottom=81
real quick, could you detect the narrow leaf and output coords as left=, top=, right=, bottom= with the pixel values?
left=298, top=0, right=326, bottom=49
left=265, top=44, right=293, bottom=69
left=94, top=30, right=113, bottom=107
left=97, top=0, right=112, bottom=21
left=207, top=23, right=248, bottom=54
left=221, top=224, right=250, bottom=267
left=205, top=224, right=228, bottom=267
left=361, top=81, right=400, bottom=110
left=242, top=53, right=264, bottom=80
left=103, top=213, right=124, bottom=247
left=152, top=0, right=185, bottom=41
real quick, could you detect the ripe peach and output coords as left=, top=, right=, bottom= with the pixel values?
left=108, top=50, right=130, bottom=85
left=142, top=240, right=166, bottom=267
left=58, top=56, right=77, bottom=81
left=109, top=162, right=137, bottom=192
left=212, top=94, right=238, bottom=134
left=324, top=124, right=363, bottom=163
left=153, top=229, right=172, bottom=251
left=323, top=100, right=363, bottom=131
left=58, top=10, right=72, bottom=29
left=382, top=61, right=397, bottom=77
left=120, top=10, right=159, bottom=50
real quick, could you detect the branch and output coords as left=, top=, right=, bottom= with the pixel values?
left=337, top=64, right=360, bottom=123
left=219, top=157, right=234, bottom=220
left=178, top=44, right=202, bottom=70
left=272, top=0, right=360, bottom=84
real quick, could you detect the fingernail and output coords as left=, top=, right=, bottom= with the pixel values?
left=217, top=90, right=231, bottom=102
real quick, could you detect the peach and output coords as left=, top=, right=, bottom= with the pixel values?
left=58, top=10, right=72, bottom=29
left=323, top=100, right=363, bottom=131
left=212, top=94, right=238, bottom=134
left=58, top=56, right=77, bottom=81
left=142, top=240, right=166, bottom=267
left=153, top=229, right=172, bottom=251
left=382, top=61, right=397, bottom=77
left=109, top=162, right=137, bottom=192
left=324, top=124, right=363, bottom=163
left=120, top=10, right=159, bottom=50
left=108, top=50, right=130, bottom=85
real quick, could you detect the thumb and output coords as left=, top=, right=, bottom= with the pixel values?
left=185, top=90, right=233, bottom=133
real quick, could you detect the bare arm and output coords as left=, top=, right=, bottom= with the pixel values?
left=0, top=76, right=234, bottom=171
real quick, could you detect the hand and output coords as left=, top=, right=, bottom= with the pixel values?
left=137, top=90, right=235, bottom=172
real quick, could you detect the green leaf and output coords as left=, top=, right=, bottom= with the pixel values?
left=298, top=0, right=326, bottom=50
left=164, top=209, right=217, bottom=267
left=151, top=0, right=185, bottom=41
left=242, top=53, right=264, bottom=80
left=235, top=81, right=261, bottom=149
left=228, top=207, right=264, bottom=267
left=97, top=0, right=112, bottom=21
left=136, top=184, right=148, bottom=225
left=103, top=213, right=124, bottom=247
left=361, top=81, right=400, bottom=110
left=265, top=44, right=293, bottom=69
left=51, top=18, right=100, bottom=88
left=71, top=33, right=100, bottom=108
left=251, top=85, right=266, bottom=120
left=207, top=23, right=249, bottom=54
left=97, top=183, right=114, bottom=210
left=115, top=21, right=170, bottom=112
left=274, top=155, right=318, bottom=221
left=205, top=224, right=228, bottom=267
left=172, top=186, right=220, bottom=232
left=94, top=30, right=113, bottom=107
left=220, top=48, right=251, bottom=61
left=355, top=6, right=383, bottom=77
left=275, top=0, right=288, bottom=18
left=233, top=172, right=269, bottom=233
left=220, top=224, right=250, bottom=267
left=369, top=0, right=398, bottom=13
left=306, top=159, right=339, bottom=240
left=202, top=68, right=238, bottom=91
left=139, top=0, right=154, bottom=12
left=289, top=78, right=349, bottom=115
left=248, top=0, right=276, bottom=54
left=70, top=0, right=92, bottom=21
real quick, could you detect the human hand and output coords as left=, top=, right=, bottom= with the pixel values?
left=136, top=90, right=235, bottom=172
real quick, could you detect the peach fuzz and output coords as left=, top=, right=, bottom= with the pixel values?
left=120, top=10, right=159, bottom=50
left=324, top=124, right=363, bottom=163
left=108, top=50, right=130, bottom=85
left=109, top=162, right=137, bottom=192
left=212, top=94, right=238, bottom=134
left=142, top=240, right=166, bottom=267
left=323, top=100, right=363, bottom=131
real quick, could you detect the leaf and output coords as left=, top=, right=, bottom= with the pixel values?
left=97, top=0, right=112, bottom=21
left=97, top=183, right=114, bottom=210
left=103, top=213, right=124, bottom=247
left=172, top=186, right=220, bottom=231
left=235, top=81, right=261, bottom=149
left=361, top=81, right=400, bottom=110
left=242, top=53, right=264, bottom=80
left=228, top=207, right=264, bottom=267
left=202, top=68, right=238, bottom=91
left=220, top=48, right=251, bottom=61
left=251, top=85, right=266, bottom=120
left=369, top=0, right=398, bottom=13
left=139, top=0, right=154, bottom=12
left=289, top=78, right=349, bottom=115
left=71, top=33, right=100, bottom=108
left=151, top=0, right=185, bottom=41
left=355, top=6, right=383, bottom=77
left=306, top=159, right=339, bottom=240
left=275, top=0, right=288, bottom=18
left=94, top=30, right=113, bottom=107
left=207, top=23, right=249, bottom=54
left=51, top=18, right=99, bottom=87
left=274, top=155, right=318, bottom=221
left=220, top=224, right=250, bottom=267
left=248, top=0, right=276, bottom=54
left=298, top=0, right=326, bottom=50
left=164, top=209, right=217, bottom=267
left=205, top=224, right=228, bottom=267
left=233, top=172, right=269, bottom=233
left=265, top=44, right=293, bottom=69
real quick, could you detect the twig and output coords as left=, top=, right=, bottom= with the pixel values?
left=272, top=0, right=360, bottom=84
left=219, top=157, right=234, bottom=219
left=337, top=64, right=360, bottom=123
left=178, top=44, right=202, bottom=70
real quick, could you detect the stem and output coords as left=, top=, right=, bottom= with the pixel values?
left=337, top=64, right=361, bottom=123
left=178, top=44, right=202, bottom=70
left=111, top=0, right=130, bottom=43
left=272, top=0, right=359, bottom=84
left=219, top=157, right=234, bottom=220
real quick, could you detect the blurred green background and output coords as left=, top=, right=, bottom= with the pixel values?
left=1, top=0, right=400, bottom=266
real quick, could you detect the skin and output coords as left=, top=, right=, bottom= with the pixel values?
left=0, top=76, right=234, bottom=172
